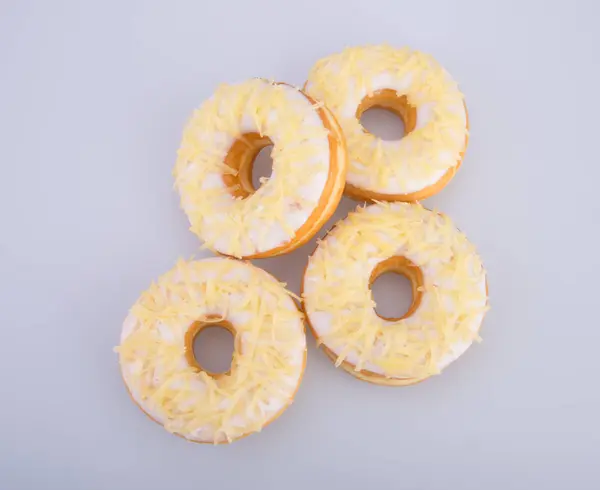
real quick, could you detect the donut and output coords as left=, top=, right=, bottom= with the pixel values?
left=302, top=202, right=488, bottom=385
left=116, top=257, right=306, bottom=443
left=305, top=45, right=468, bottom=202
left=174, top=79, right=347, bottom=259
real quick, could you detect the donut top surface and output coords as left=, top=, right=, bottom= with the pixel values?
left=306, top=45, right=467, bottom=196
left=174, top=79, right=332, bottom=258
left=116, top=258, right=306, bottom=443
left=302, top=202, right=488, bottom=380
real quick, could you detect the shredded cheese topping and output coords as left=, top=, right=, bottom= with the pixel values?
left=174, top=79, right=331, bottom=257
left=303, top=202, right=488, bottom=380
left=116, top=258, right=306, bottom=444
left=306, top=45, right=467, bottom=195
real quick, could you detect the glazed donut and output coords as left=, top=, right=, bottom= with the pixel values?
left=305, top=45, right=468, bottom=202
left=116, top=257, right=306, bottom=443
left=174, top=79, right=347, bottom=259
left=302, top=202, right=488, bottom=385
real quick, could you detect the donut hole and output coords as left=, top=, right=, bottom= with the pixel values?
left=371, top=273, right=413, bottom=319
left=357, top=89, right=416, bottom=141
left=369, top=256, right=423, bottom=321
left=251, top=144, right=274, bottom=190
left=185, top=320, right=237, bottom=377
left=223, top=133, right=274, bottom=198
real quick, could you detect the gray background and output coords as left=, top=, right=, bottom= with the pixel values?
left=1, top=0, right=599, bottom=488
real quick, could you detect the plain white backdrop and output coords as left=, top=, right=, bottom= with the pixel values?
left=1, top=0, right=599, bottom=488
